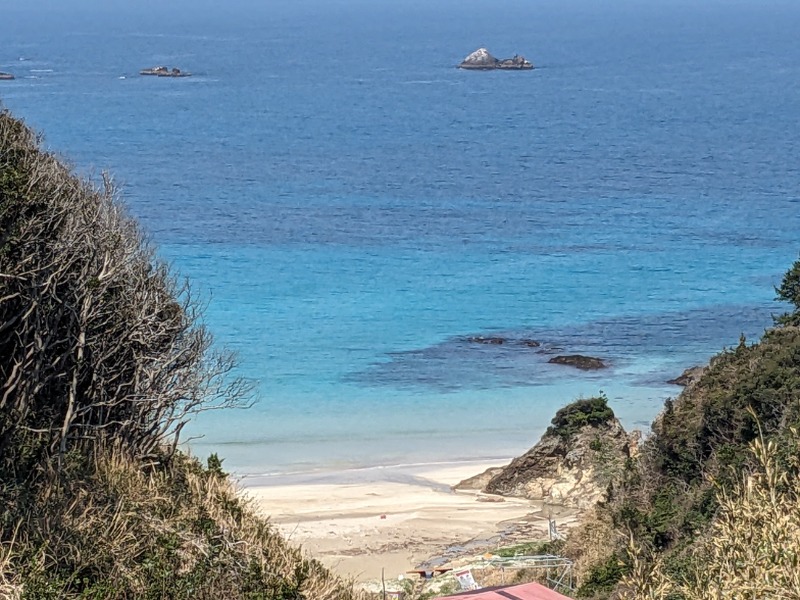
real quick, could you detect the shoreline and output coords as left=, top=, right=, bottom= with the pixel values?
left=242, top=460, right=579, bottom=584
left=236, top=456, right=517, bottom=487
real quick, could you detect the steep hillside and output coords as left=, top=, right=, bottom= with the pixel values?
left=0, top=108, right=360, bottom=599
left=568, top=257, right=800, bottom=598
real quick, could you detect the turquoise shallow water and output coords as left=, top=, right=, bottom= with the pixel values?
left=3, top=0, right=799, bottom=476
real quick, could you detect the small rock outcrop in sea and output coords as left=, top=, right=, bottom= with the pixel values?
left=460, top=397, right=639, bottom=509
left=548, top=354, right=606, bottom=370
left=0, top=72, right=15, bottom=80
left=139, top=66, right=191, bottom=77
left=667, top=365, right=705, bottom=387
left=465, top=335, right=541, bottom=347
left=459, top=48, right=533, bottom=70
left=467, top=336, right=507, bottom=345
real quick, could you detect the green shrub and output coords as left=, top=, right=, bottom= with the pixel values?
left=576, top=553, right=626, bottom=598
left=548, top=395, right=615, bottom=439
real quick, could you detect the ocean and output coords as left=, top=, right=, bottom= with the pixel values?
left=2, top=0, right=799, bottom=478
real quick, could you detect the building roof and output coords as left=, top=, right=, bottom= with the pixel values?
left=437, top=581, right=571, bottom=600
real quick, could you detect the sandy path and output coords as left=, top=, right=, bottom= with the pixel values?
left=243, top=461, right=555, bottom=583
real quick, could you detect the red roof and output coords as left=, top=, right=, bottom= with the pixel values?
left=437, top=582, right=571, bottom=600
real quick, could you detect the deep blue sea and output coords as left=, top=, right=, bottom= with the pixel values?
left=3, top=0, right=800, bottom=477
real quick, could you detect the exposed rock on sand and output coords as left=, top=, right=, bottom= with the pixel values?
left=454, top=465, right=505, bottom=491
left=461, top=398, right=639, bottom=509
left=459, top=48, right=534, bottom=70
left=548, top=354, right=606, bottom=370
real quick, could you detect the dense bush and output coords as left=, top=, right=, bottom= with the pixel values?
left=618, top=423, right=800, bottom=599
left=547, top=395, right=615, bottom=439
left=776, top=254, right=800, bottom=326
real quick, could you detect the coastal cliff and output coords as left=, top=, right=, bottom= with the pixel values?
left=458, top=396, right=638, bottom=509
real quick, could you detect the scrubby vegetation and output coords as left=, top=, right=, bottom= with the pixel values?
left=0, top=451, right=354, bottom=599
left=618, top=419, right=800, bottom=599
left=547, top=395, right=615, bottom=440
left=565, top=255, right=800, bottom=598
left=0, top=108, right=360, bottom=598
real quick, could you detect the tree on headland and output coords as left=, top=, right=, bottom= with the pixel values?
left=776, top=254, right=800, bottom=326
left=0, top=108, right=360, bottom=599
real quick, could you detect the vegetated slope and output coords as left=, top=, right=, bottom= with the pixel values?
left=615, top=421, right=800, bottom=600
left=569, top=258, right=800, bottom=599
left=0, top=108, right=360, bottom=599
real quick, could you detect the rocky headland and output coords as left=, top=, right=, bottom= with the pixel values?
left=666, top=365, right=705, bottom=386
left=459, top=48, right=534, bottom=70
left=456, top=396, right=639, bottom=509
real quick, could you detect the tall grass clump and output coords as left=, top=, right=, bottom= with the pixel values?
left=0, top=108, right=361, bottom=599
left=618, top=413, right=800, bottom=599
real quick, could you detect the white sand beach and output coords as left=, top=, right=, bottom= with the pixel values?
left=243, top=461, right=574, bottom=584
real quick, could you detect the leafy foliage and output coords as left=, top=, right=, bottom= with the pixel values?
left=776, top=254, right=800, bottom=326
left=618, top=421, right=800, bottom=599
left=547, top=394, right=615, bottom=439
left=577, top=553, right=626, bottom=598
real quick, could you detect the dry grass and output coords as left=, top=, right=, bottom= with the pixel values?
left=618, top=413, right=800, bottom=600
left=0, top=532, right=22, bottom=600
left=1, top=447, right=364, bottom=599
left=563, top=506, right=619, bottom=585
